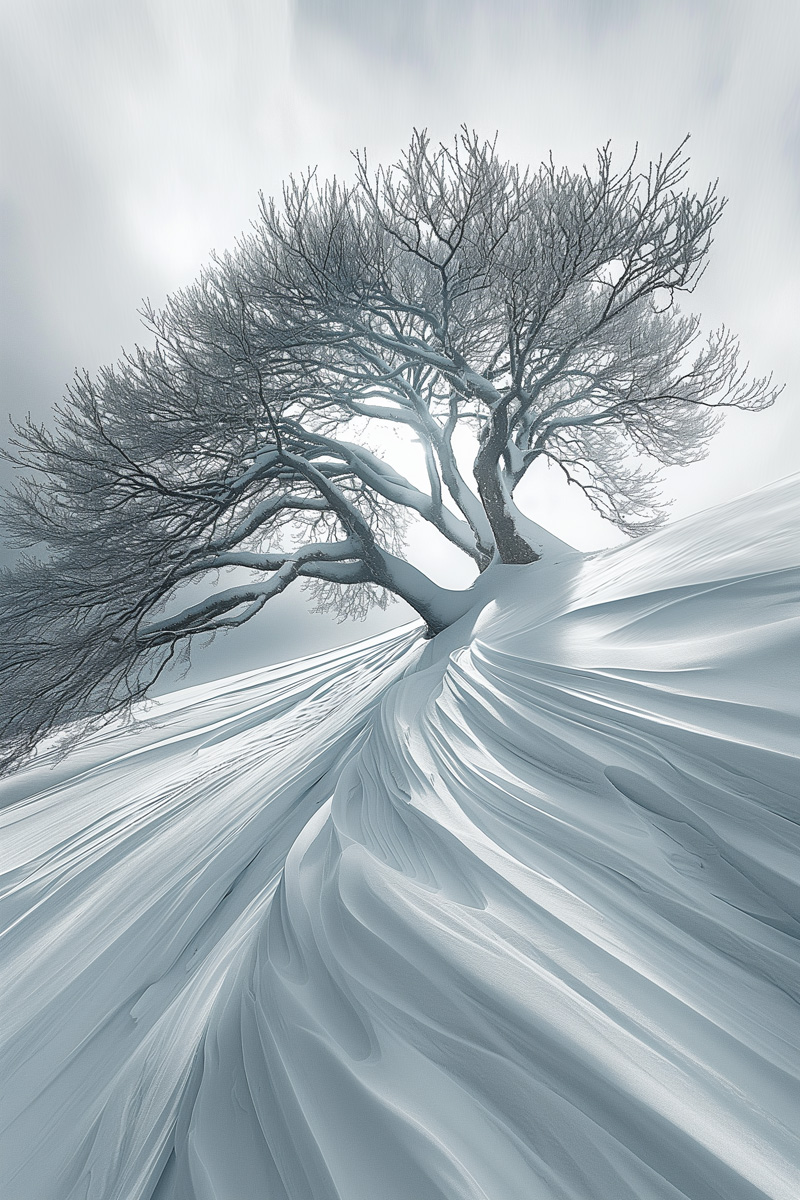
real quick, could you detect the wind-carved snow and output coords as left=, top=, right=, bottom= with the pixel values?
left=2, top=478, right=799, bottom=1200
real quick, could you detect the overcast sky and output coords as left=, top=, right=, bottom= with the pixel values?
left=1, top=0, right=798, bottom=684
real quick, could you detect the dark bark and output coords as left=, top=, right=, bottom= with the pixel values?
left=474, top=420, right=541, bottom=566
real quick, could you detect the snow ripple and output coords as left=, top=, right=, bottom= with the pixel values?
left=0, top=630, right=420, bottom=1200
left=2, top=478, right=800, bottom=1199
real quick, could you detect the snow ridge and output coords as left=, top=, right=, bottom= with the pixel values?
left=2, top=477, right=799, bottom=1199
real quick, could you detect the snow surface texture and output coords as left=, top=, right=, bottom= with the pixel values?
left=2, top=476, right=799, bottom=1200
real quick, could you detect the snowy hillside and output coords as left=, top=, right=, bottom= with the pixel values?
left=2, top=476, right=799, bottom=1200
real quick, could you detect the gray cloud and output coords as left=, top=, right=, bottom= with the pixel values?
left=2, top=0, right=798, bottom=683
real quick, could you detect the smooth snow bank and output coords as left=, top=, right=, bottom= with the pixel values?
left=0, top=629, right=422, bottom=1200
left=2, top=476, right=800, bottom=1200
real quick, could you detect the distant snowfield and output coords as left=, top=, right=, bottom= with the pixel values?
left=2, top=477, right=799, bottom=1200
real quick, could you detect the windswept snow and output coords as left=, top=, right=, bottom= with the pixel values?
left=2, top=477, right=800, bottom=1200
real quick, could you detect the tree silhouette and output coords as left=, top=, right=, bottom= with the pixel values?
left=0, top=129, right=778, bottom=768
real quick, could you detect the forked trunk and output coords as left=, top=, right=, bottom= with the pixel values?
left=475, top=465, right=541, bottom=565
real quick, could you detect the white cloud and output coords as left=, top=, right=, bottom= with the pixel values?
left=2, top=0, right=797, bottom=669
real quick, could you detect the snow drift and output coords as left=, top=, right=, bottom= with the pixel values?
left=1, top=476, right=799, bottom=1200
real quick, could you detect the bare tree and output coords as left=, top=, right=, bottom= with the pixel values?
left=0, top=129, right=778, bottom=769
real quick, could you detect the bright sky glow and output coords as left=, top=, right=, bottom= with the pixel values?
left=2, top=0, right=798, bottom=678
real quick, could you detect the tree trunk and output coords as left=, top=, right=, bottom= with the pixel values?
left=473, top=411, right=541, bottom=566
left=475, top=463, right=541, bottom=565
left=373, top=550, right=478, bottom=637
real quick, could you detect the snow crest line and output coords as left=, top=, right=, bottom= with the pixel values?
left=2, top=478, right=800, bottom=1199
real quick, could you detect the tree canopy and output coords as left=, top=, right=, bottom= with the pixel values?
left=0, top=128, right=778, bottom=770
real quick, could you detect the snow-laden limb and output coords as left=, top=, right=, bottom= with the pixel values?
left=1, top=130, right=780, bottom=771
left=2, top=477, right=800, bottom=1199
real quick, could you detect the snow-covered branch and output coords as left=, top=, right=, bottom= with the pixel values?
left=0, top=127, right=780, bottom=769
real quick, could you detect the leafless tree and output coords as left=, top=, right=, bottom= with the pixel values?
left=0, top=128, right=778, bottom=769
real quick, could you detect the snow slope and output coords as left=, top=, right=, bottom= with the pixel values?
left=2, top=476, right=799, bottom=1200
